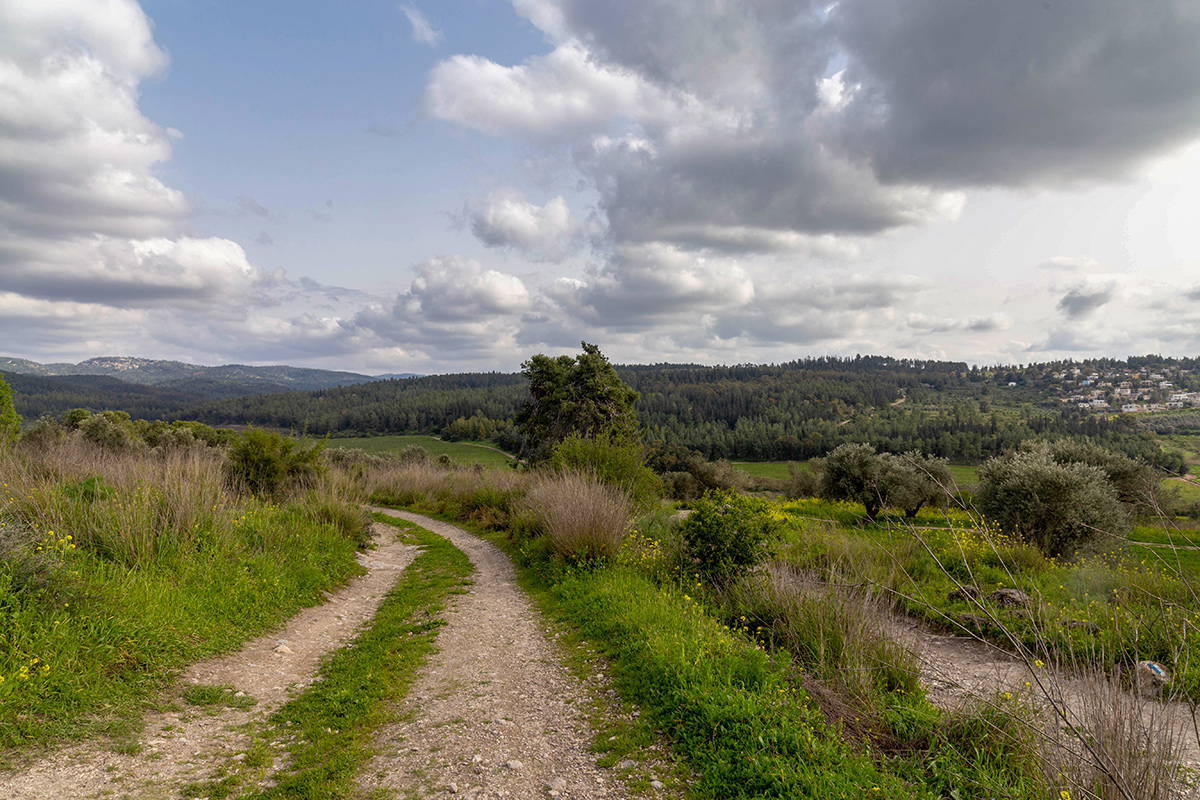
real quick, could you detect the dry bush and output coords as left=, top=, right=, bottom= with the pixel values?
left=1041, top=670, right=1186, bottom=800
left=522, top=470, right=632, bottom=562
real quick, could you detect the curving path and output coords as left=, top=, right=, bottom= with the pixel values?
left=361, top=508, right=643, bottom=798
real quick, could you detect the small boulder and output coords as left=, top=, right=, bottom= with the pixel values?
left=1063, top=619, right=1101, bottom=634
left=988, top=588, right=1031, bottom=609
left=1135, top=660, right=1170, bottom=696
left=947, top=585, right=981, bottom=603
left=504, top=760, right=523, bottom=771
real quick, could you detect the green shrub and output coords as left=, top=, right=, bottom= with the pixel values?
left=0, top=374, right=19, bottom=445
left=78, top=411, right=139, bottom=452
left=226, top=428, right=326, bottom=500
left=679, top=490, right=781, bottom=585
left=549, top=433, right=661, bottom=512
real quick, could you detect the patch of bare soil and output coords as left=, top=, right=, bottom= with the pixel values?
left=0, top=524, right=418, bottom=800
left=361, top=509, right=663, bottom=799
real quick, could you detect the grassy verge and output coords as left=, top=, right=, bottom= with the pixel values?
left=227, top=514, right=473, bottom=800
left=0, top=444, right=367, bottom=750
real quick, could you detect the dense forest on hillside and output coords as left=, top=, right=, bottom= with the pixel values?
left=172, top=356, right=1185, bottom=471
left=5, top=374, right=202, bottom=421
left=5, top=354, right=1191, bottom=472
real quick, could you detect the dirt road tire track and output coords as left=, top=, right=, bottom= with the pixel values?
left=0, top=522, right=419, bottom=800
left=361, top=508, right=641, bottom=799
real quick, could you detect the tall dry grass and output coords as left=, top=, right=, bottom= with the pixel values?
left=522, top=470, right=632, bottom=561
left=3, top=439, right=237, bottom=566
left=1040, top=669, right=1186, bottom=800
left=727, top=561, right=921, bottom=705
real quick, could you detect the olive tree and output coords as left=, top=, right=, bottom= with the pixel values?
left=977, top=443, right=1129, bottom=558
left=882, top=451, right=954, bottom=518
left=819, top=443, right=889, bottom=521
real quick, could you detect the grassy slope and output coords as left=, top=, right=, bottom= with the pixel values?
left=328, top=434, right=515, bottom=469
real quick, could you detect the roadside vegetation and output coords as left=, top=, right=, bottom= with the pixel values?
left=0, top=403, right=372, bottom=748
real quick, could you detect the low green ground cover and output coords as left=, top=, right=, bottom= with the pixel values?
left=0, top=443, right=368, bottom=749
left=328, top=434, right=515, bottom=469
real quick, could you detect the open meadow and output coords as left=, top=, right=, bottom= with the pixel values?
left=327, top=434, right=516, bottom=469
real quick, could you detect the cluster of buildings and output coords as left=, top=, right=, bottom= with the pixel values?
left=1046, top=366, right=1200, bottom=414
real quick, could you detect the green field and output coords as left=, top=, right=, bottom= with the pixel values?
left=731, top=461, right=794, bottom=480
left=732, top=460, right=980, bottom=486
left=327, top=435, right=516, bottom=469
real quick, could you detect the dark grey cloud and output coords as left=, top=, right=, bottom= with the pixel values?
left=540, top=0, right=828, bottom=104
left=433, top=0, right=1200, bottom=264
left=832, top=0, right=1200, bottom=186
left=1057, top=286, right=1114, bottom=318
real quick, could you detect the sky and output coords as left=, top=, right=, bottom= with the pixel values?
left=3, top=0, right=1200, bottom=375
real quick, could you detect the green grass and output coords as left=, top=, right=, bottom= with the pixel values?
left=730, top=460, right=980, bottom=487
left=731, top=461, right=793, bottom=480
left=328, top=434, right=515, bottom=468
left=777, top=498, right=1200, bottom=701
left=946, top=464, right=979, bottom=486
left=231, top=514, right=473, bottom=800
left=0, top=495, right=362, bottom=748
left=1164, top=477, right=1200, bottom=503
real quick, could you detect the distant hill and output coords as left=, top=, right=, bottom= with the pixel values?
left=0, top=356, right=377, bottom=392
left=5, top=373, right=202, bottom=421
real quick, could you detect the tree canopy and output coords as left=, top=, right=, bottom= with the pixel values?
left=515, top=342, right=640, bottom=461
left=977, top=442, right=1132, bottom=558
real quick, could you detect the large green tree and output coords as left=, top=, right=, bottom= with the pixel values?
left=515, top=342, right=640, bottom=461
left=977, top=442, right=1130, bottom=558
left=0, top=373, right=20, bottom=445
left=818, top=443, right=889, bottom=521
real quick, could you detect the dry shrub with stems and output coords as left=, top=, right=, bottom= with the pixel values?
left=522, top=470, right=632, bottom=562
left=1040, top=669, right=1186, bottom=800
